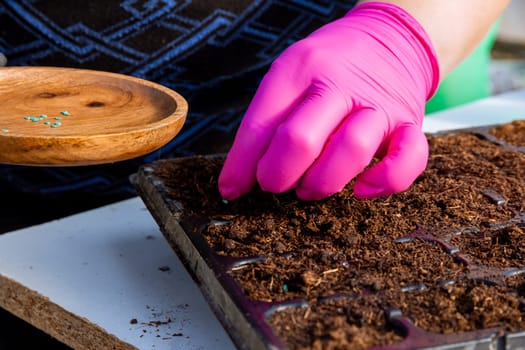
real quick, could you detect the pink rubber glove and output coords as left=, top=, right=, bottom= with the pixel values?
left=219, top=2, right=439, bottom=201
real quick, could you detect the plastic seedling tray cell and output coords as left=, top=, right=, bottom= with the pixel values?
left=131, top=120, right=525, bottom=350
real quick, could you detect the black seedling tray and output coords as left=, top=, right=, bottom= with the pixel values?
left=131, top=122, right=525, bottom=350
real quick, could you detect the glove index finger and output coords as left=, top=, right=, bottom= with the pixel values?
left=218, top=63, right=305, bottom=200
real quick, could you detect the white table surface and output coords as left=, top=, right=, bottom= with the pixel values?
left=423, top=87, right=525, bottom=132
left=1, top=89, right=525, bottom=350
left=0, top=197, right=237, bottom=350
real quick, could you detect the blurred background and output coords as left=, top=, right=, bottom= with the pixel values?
left=426, top=0, right=525, bottom=114
left=490, top=0, right=525, bottom=95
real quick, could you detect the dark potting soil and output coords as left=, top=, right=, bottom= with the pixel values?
left=489, top=119, right=525, bottom=147
left=148, top=120, right=525, bottom=350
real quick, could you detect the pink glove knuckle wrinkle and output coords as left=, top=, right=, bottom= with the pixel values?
left=219, top=1, right=440, bottom=201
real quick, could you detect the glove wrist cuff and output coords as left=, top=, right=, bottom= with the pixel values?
left=346, top=2, right=440, bottom=100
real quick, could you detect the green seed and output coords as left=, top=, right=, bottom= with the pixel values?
left=55, top=117, right=62, bottom=120
left=31, top=117, right=40, bottom=122
left=60, top=110, right=71, bottom=116
left=40, top=114, right=47, bottom=118
left=24, top=116, right=31, bottom=120
left=2, top=129, right=9, bottom=133
left=44, top=121, right=51, bottom=125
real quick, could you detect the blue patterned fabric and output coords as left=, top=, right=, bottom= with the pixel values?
left=0, top=0, right=356, bottom=197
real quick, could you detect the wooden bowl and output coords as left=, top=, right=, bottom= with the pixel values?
left=0, top=66, right=188, bottom=166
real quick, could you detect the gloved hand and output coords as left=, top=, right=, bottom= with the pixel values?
left=219, top=1, right=439, bottom=201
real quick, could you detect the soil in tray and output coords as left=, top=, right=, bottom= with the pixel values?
left=489, top=119, right=525, bottom=147
left=149, top=120, right=525, bottom=350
